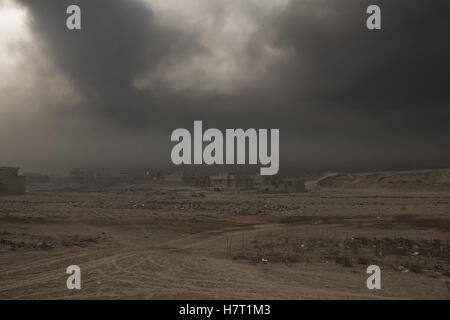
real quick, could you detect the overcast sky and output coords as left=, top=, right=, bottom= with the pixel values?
left=1, top=0, right=449, bottom=173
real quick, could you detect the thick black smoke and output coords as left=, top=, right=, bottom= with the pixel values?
left=7, top=0, right=450, bottom=171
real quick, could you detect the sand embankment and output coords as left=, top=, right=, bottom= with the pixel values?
left=314, top=168, right=450, bottom=190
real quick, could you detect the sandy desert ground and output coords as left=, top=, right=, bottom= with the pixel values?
left=0, top=171, right=449, bottom=299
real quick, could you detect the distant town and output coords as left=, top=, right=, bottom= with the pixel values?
left=0, top=167, right=306, bottom=194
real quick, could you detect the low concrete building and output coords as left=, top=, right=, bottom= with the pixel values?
left=287, top=178, right=306, bottom=193
left=0, top=167, right=26, bottom=194
left=68, top=168, right=89, bottom=183
left=253, top=175, right=283, bottom=186
left=164, top=172, right=210, bottom=186
left=210, top=172, right=235, bottom=188
left=192, top=175, right=210, bottom=187
left=210, top=173, right=253, bottom=189
left=258, top=177, right=306, bottom=193
left=234, top=174, right=254, bottom=188
left=164, top=172, right=185, bottom=184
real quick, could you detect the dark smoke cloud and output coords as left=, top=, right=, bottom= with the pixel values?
left=15, top=0, right=203, bottom=130
left=4, top=0, right=450, bottom=172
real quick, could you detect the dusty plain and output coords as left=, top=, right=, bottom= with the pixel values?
left=0, top=179, right=449, bottom=299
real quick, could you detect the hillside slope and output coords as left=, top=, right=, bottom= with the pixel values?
left=315, top=168, right=450, bottom=190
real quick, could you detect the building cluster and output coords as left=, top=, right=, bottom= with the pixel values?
left=0, top=166, right=305, bottom=194
left=65, top=168, right=161, bottom=186
left=164, top=171, right=306, bottom=193
left=0, top=167, right=26, bottom=194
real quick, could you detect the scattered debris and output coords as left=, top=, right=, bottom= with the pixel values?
left=0, top=232, right=103, bottom=252
left=398, top=265, right=409, bottom=273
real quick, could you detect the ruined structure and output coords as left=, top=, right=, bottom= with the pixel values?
left=210, top=173, right=253, bottom=189
left=210, top=173, right=235, bottom=188
left=256, top=176, right=306, bottom=193
left=0, top=167, right=26, bottom=194
left=164, top=172, right=211, bottom=186
left=164, top=172, right=185, bottom=184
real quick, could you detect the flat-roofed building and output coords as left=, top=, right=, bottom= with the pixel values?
left=0, top=167, right=25, bottom=194
left=210, top=173, right=253, bottom=189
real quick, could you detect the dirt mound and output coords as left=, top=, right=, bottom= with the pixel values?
left=315, top=168, right=450, bottom=190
